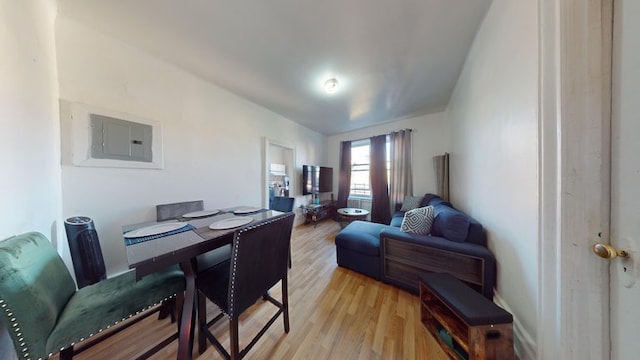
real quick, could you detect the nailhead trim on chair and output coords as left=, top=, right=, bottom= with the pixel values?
left=229, top=235, right=239, bottom=318
left=225, top=214, right=291, bottom=319
left=1, top=294, right=177, bottom=360
left=1, top=298, right=29, bottom=359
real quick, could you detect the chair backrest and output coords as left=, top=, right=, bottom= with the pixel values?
left=156, top=200, right=204, bottom=221
left=0, top=232, right=77, bottom=359
left=269, top=196, right=295, bottom=212
left=227, top=212, right=294, bottom=317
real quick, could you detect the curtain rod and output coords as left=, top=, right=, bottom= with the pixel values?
left=343, top=128, right=412, bottom=144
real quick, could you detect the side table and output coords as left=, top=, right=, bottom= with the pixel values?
left=302, top=201, right=336, bottom=226
left=336, top=207, right=369, bottom=228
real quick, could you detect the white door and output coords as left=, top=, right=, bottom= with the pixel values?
left=609, top=0, right=640, bottom=358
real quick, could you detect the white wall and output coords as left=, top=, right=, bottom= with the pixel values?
left=0, top=1, right=60, bottom=359
left=55, top=17, right=327, bottom=276
left=0, top=1, right=61, bottom=240
left=446, top=0, right=538, bottom=357
left=327, top=112, right=451, bottom=197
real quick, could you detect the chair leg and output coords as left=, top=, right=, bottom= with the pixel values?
left=230, top=317, right=240, bottom=360
left=157, top=298, right=175, bottom=321
left=60, top=347, right=74, bottom=360
left=197, top=291, right=208, bottom=354
left=282, top=277, right=290, bottom=333
left=175, top=292, right=185, bottom=325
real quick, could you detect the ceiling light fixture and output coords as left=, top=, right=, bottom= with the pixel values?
left=324, top=78, right=339, bottom=94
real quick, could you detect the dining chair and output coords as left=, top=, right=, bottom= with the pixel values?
left=155, top=200, right=231, bottom=273
left=0, top=232, right=185, bottom=360
left=156, top=200, right=205, bottom=221
left=269, top=196, right=295, bottom=213
left=65, top=216, right=180, bottom=324
left=196, top=212, right=295, bottom=359
left=269, top=196, right=295, bottom=268
left=156, top=199, right=233, bottom=331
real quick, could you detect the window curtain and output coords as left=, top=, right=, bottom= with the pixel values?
left=337, top=141, right=351, bottom=208
left=369, top=135, right=391, bottom=224
left=389, top=129, right=412, bottom=214
left=433, top=152, right=450, bottom=202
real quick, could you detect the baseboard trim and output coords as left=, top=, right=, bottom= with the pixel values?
left=493, top=291, right=537, bottom=360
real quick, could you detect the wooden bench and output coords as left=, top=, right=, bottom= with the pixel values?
left=419, top=273, right=514, bottom=360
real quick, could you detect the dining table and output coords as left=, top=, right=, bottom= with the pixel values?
left=123, top=207, right=284, bottom=360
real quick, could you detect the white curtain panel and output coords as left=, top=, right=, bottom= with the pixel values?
left=389, top=129, right=413, bottom=214
left=433, top=153, right=450, bottom=202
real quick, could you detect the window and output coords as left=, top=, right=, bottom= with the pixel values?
left=350, top=140, right=370, bottom=196
left=349, top=138, right=390, bottom=198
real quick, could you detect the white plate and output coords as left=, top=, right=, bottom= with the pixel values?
left=209, top=216, right=254, bottom=230
left=233, top=206, right=262, bottom=214
left=182, top=209, right=219, bottom=218
left=124, top=222, right=189, bottom=238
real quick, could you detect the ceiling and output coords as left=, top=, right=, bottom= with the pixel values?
left=57, top=0, right=492, bottom=135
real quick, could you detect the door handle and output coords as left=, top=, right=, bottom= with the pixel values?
left=593, top=243, right=628, bottom=259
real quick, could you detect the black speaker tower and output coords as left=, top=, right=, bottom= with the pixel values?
left=64, top=216, right=107, bottom=288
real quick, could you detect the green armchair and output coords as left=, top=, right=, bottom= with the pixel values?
left=0, top=232, right=185, bottom=360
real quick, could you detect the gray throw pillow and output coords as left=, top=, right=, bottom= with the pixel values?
left=400, top=206, right=435, bottom=235
left=400, top=196, right=423, bottom=211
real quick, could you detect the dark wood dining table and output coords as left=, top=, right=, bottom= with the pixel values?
left=123, top=208, right=284, bottom=360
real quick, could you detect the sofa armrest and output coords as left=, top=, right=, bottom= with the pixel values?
left=380, top=229, right=494, bottom=260
left=379, top=228, right=496, bottom=299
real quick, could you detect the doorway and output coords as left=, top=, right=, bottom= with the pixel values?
left=538, top=0, right=613, bottom=359
left=608, top=0, right=639, bottom=358
left=262, top=138, right=296, bottom=209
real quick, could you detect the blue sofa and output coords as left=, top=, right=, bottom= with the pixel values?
left=335, top=194, right=496, bottom=299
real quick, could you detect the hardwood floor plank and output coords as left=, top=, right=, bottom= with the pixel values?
left=50, top=219, right=447, bottom=360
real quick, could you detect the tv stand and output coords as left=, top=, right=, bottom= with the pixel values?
left=302, top=200, right=336, bottom=227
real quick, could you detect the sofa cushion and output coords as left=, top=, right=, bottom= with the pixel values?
left=390, top=211, right=405, bottom=227
left=431, top=205, right=469, bottom=243
left=400, top=196, right=423, bottom=211
left=400, top=206, right=434, bottom=235
left=335, top=221, right=389, bottom=256
left=419, top=193, right=440, bottom=207
left=466, top=218, right=487, bottom=246
left=427, top=196, right=452, bottom=208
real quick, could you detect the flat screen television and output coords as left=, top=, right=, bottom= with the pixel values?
left=302, top=165, right=333, bottom=195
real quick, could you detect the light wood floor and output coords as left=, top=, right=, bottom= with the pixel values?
left=56, top=220, right=446, bottom=360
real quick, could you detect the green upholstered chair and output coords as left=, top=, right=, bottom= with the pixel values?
left=0, top=232, right=185, bottom=360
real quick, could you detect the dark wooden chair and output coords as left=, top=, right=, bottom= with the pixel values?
left=156, top=200, right=205, bottom=221
left=0, top=232, right=184, bottom=360
left=155, top=200, right=231, bottom=273
left=269, top=196, right=295, bottom=213
left=269, top=196, right=295, bottom=268
left=196, top=212, right=295, bottom=359
left=156, top=199, right=233, bottom=329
